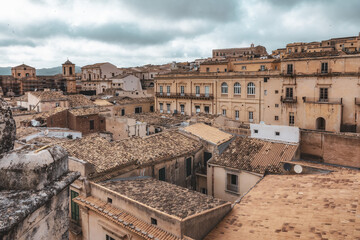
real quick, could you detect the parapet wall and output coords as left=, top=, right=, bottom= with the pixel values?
left=300, top=130, right=360, bottom=168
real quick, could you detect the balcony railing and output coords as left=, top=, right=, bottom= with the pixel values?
left=281, top=96, right=297, bottom=103
left=226, top=184, right=239, bottom=193
left=355, top=98, right=360, bottom=105
left=303, top=97, right=342, bottom=104
left=156, top=92, right=214, bottom=99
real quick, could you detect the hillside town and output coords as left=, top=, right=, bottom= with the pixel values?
left=0, top=33, right=360, bottom=240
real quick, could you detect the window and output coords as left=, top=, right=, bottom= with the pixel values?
left=264, top=90, right=267, bottom=96
left=159, top=167, right=165, bottom=181
left=151, top=74, right=153, bottom=78
left=107, top=197, right=112, bottom=204
left=260, top=65, right=265, bottom=71
left=89, top=120, right=95, bottom=130
left=206, top=67, right=210, bottom=72
left=247, top=82, right=255, bottom=95
left=166, top=86, right=170, bottom=96
left=249, top=111, right=254, bottom=122
left=275, top=90, right=279, bottom=94
left=195, top=105, right=200, bottom=113
left=235, top=110, right=239, bottom=120
left=167, top=103, right=171, bottom=113
left=121, top=109, right=125, bottom=116
left=150, top=106, right=154, bottom=112
left=17, top=73, right=21, bottom=77
left=275, top=116, right=279, bottom=121
left=224, top=68, right=227, bottom=72
left=159, top=85, right=163, bottom=94
left=71, top=190, right=79, bottom=222
left=221, top=82, right=228, bottom=94
left=234, top=82, right=241, bottom=95
left=321, top=62, right=328, bottom=73
left=264, top=77, right=268, bottom=82
left=151, top=218, right=157, bottom=225
left=159, top=103, right=163, bottom=113
left=180, top=104, right=185, bottom=114
left=135, top=107, right=142, bottom=114
left=106, top=235, right=115, bottom=240
left=275, top=104, right=279, bottom=108
left=287, top=64, right=293, bottom=74
left=275, top=131, right=280, bottom=136
left=180, top=86, right=185, bottom=95
left=316, top=117, right=326, bottom=131
left=242, top=66, right=246, bottom=70
left=26, top=73, right=29, bottom=77
left=201, top=188, right=207, bottom=194
left=226, top=174, right=238, bottom=193
left=319, top=88, right=328, bottom=101
left=222, top=109, right=226, bottom=116
left=69, top=66, right=73, bottom=75
left=55, top=102, right=60, bottom=107
left=186, top=157, right=192, bottom=177
left=254, top=129, right=258, bottom=134
left=204, top=106, right=209, bottom=113
left=205, top=86, right=210, bottom=97
left=289, top=112, right=295, bottom=126
left=195, top=86, right=200, bottom=96
left=217, top=68, right=219, bottom=72
left=112, top=73, right=115, bottom=77
left=286, top=87, right=293, bottom=98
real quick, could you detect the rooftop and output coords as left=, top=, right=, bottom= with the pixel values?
left=12, top=64, right=35, bottom=70
left=67, top=94, right=95, bottom=108
left=205, top=170, right=360, bottom=240
left=209, top=137, right=298, bottom=174
left=82, top=62, right=109, bottom=69
left=60, top=131, right=202, bottom=179
left=93, top=99, right=113, bottom=106
left=28, top=91, right=68, bottom=102
left=182, top=123, right=233, bottom=145
left=68, top=107, right=99, bottom=116
left=109, top=97, right=154, bottom=105
left=98, top=177, right=228, bottom=219
left=123, top=112, right=190, bottom=128
left=74, top=195, right=184, bottom=240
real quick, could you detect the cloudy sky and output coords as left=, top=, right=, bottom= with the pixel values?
left=0, top=0, right=359, bottom=68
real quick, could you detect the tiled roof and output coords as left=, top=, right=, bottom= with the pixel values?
left=209, top=137, right=298, bottom=174
left=82, top=62, right=109, bottom=69
left=109, top=97, right=153, bottom=105
left=74, top=196, right=183, bottom=240
left=63, top=59, right=73, bottom=65
left=98, top=177, right=229, bottom=219
left=123, top=112, right=189, bottom=128
left=67, top=95, right=95, bottom=108
left=12, top=64, right=35, bottom=69
left=285, top=51, right=340, bottom=59
left=29, top=91, right=68, bottom=102
left=205, top=170, right=360, bottom=240
left=68, top=107, right=99, bottom=116
left=60, top=131, right=202, bottom=178
left=182, top=123, right=233, bottom=145
left=93, top=99, right=113, bottom=106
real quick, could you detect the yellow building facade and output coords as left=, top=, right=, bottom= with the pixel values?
left=155, top=50, right=360, bottom=132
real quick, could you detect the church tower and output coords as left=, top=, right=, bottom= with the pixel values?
left=62, top=59, right=76, bottom=94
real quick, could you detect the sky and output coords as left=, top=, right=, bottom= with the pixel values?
left=0, top=0, right=359, bottom=68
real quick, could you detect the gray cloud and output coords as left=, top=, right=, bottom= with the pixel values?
left=0, top=39, right=36, bottom=47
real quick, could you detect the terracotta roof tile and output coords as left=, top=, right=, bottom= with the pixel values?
left=209, top=137, right=298, bottom=174
left=29, top=91, right=68, bottom=102
left=205, top=170, right=360, bottom=240
left=182, top=123, right=233, bottom=145
left=68, top=107, right=99, bottom=116
left=67, top=95, right=95, bottom=108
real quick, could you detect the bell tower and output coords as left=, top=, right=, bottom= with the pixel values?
left=62, top=59, right=76, bottom=94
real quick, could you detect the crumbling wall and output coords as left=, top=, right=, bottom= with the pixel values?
left=0, top=97, right=16, bottom=155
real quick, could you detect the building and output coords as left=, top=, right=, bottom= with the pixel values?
left=110, top=74, right=143, bottom=92
left=0, top=98, right=79, bottom=239
left=205, top=168, right=360, bottom=239
left=73, top=177, right=231, bottom=240
left=27, top=91, right=69, bottom=112
left=212, top=44, right=268, bottom=59
left=155, top=34, right=360, bottom=133
left=62, top=59, right=77, bottom=94
left=81, top=62, right=122, bottom=94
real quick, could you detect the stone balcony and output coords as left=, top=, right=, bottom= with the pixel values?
left=156, top=92, right=214, bottom=100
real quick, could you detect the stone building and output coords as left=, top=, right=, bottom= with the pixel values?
left=155, top=34, right=360, bottom=133
left=212, top=44, right=268, bottom=59
left=0, top=97, right=79, bottom=239
left=27, top=90, right=69, bottom=112
left=62, top=59, right=77, bottom=94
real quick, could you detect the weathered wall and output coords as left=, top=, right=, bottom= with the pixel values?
left=300, top=130, right=360, bottom=168
left=3, top=188, right=70, bottom=240
left=47, top=110, right=68, bottom=128
left=68, top=113, right=106, bottom=135
left=0, top=98, right=16, bottom=155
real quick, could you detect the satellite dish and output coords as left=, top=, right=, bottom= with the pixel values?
left=294, top=164, right=303, bottom=174
left=44, top=129, right=49, bottom=136
left=283, top=163, right=291, bottom=171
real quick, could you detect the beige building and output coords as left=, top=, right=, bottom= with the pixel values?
left=62, top=59, right=77, bottom=94
left=27, top=90, right=69, bottom=112
left=110, top=74, right=143, bottom=92
left=155, top=34, right=360, bottom=133
left=212, top=44, right=268, bottom=59
left=81, top=62, right=122, bottom=94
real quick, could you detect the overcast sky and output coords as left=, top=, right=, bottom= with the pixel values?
left=0, top=0, right=359, bottom=68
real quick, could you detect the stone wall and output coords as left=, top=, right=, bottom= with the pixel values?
left=0, top=98, right=16, bottom=155
left=300, top=130, right=360, bottom=168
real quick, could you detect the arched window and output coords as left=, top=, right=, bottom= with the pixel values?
left=234, top=82, right=241, bottom=94
left=247, top=82, right=255, bottom=95
left=316, top=117, right=326, bottom=131
left=221, top=83, right=228, bottom=94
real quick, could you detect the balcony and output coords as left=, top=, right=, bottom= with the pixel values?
left=156, top=92, right=214, bottom=100
left=355, top=98, right=360, bottom=105
left=303, top=97, right=342, bottom=105
left=281, top=96, right=297, bottom=103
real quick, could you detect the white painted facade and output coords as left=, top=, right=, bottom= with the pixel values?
left=111, top=74, right=142, bottom=91
left=250, top=123, right=300, bottom=143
